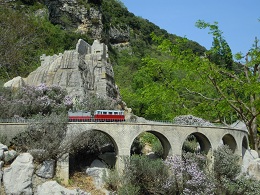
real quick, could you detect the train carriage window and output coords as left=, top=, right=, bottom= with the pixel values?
left=109, top=112, right=113, bottom=114
left=114, top=112, right=118, bottom=115
left=103, top=112, right=107, bottom=114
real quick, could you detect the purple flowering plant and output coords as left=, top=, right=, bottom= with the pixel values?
left=164, top=153, right=215, bottom=195
left=0, top=83, right=72, bottom=118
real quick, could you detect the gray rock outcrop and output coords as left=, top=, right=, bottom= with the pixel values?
left=3, top=153, right=34, bottom=195
left=44, top=0, right=103, bottom=40
left=3, top=76, right=25, bottom=90
left=87, top=159, right=109, bottom=189
left=98, top=152, right=116, bottom=167
left=242, top=148, right=259, bottom=173
left=36, top=159, right=55, bottom=179
left=173, top=115, right=215, bottom=127
left=86, top=167, right=108, bottom=189
left=5, top=39, right=121, bottom=102
left=36, top=181, right=90, bottom=195
left=3, top=149, right=17, bottom=164
left=247, top=158, right=260, bottom=180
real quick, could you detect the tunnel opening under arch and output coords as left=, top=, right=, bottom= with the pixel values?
left=69, top=129, right=118, bottom=174
left=131, top=131, right=171, bottom=160
left=242, top=136, right=249, bottom=157
left=222, top=134, right=237, bottom=153
left=182, top=132, right=212, bottom=155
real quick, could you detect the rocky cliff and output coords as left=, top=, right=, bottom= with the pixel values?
left=44, top=0, right=104, bottom=40
left=41, top=0, right=130, bottom=43
left=4, top=39, right=121, bottom=101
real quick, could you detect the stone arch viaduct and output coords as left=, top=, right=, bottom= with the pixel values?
left=0, top=122, right=249, bottom=183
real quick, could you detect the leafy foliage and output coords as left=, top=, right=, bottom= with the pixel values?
left=0, top=5, right=92, bottom=81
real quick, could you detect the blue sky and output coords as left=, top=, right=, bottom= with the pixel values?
left=121, top=0, right=260, bottom=56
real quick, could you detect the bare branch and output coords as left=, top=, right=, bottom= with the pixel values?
left=185, top=88, right=221, bottom=101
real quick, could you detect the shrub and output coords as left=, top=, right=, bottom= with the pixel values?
left=11, top=113, right=68, bottom=161
left=213, top=145, right=240, bottom=180
left=0, top=83, right=72, bottom=118
left=118, top=184, right=140, bottom=195
left=104, top=169, right=121, bottom=192
left=211, top=145, right=260, bottom=194
left=164, top=154, right=215, bottom=195
left=123, top=155, right=169, bottom=195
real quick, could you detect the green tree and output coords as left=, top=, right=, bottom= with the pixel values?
left=196, top=20, right=234, bottom=70
left=127, top=34, right=221, bottom=121
left=0, top=6, right=39, bottom=79
left=195, top=21, right=260, bottom=151
left=128, top=22, right=260, bottom=152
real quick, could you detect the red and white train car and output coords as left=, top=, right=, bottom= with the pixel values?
left=94, top=110, right=125, bottom=121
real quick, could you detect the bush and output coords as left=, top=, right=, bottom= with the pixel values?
left=0, top=83, right=72, bottom=118
left=11, top=113, right=68, bottom=161
left=118, top=184, right=140, bottom=195
left=123, top=155, right=169, bottom=195
left=212, top=145, right=260, bottom=194
left=104, top=169, right=121, bottom=192
left=165, top=154, right=215, bottom=195
left=213, top=145, right=241, bottom=180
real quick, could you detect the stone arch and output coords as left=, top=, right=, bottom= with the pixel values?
left=69, top=129, right=119, bottom=171
left=130, top=130, right=172, bottom=160
left=222, top=134, right=237, bottom=153
left=182, top=132, right=212, bottom=155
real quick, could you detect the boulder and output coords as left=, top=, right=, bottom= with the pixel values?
left=86, top=167, right=108, bottom=189
left=3, top=149, right=17, bottom=164
left=0, top=161, right=4, bottom=169
left=0, top=150, right=4, bottom=160
left=3, top=76, right=25, bottom=89
left=90, top=159, right=107, bottom=168
left=3, top=153, right=34, bottom=195
left=242, top=149, right=259, bottom=173
left=87, top=159, right=109, bottom=189
left=0, top=144, right=8, bottom=151
left=36, top=159, right=55, bottom=179
left=98, top=152, right=116, bottom=167
left=247, top=158, right=260, bottom=180
left=0, top=161, right=3, bottom=189
left=35, top=181, right=90, bottom=195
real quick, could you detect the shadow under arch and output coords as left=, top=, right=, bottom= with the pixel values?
left=182, top=132, right=212, bottom=155
left=131, top=130, right=172, bottom=160
left=242, top=135, right=249, bottom=157
left=222, top=134, right=237, bottom=153
left=69, top=129, right=119, bottom=172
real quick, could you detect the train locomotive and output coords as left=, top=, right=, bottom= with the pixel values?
left=68, top=110, right=125, bottom=122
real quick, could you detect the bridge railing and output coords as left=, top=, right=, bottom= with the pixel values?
left=0, top=118, right=34, bottom=123
left=0, top=118, right=223, bottom=127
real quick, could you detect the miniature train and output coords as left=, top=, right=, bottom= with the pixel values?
left=68, top=110, right=125, bottom=122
